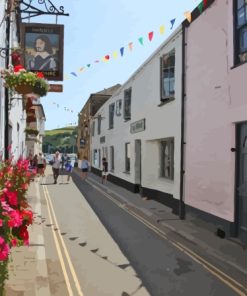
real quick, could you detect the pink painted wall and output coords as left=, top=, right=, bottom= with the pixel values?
left=184, top=0, right=247, bottom=221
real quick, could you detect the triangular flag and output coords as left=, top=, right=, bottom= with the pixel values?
left=120, top=47, right=124, bottom=56
left=87, top=64, right=91, bottom=68
left=94, top=60, right=100, bottom=63
left=170, top=19, right=176, bottom=29
left=105, top=55, right=110, bottom=60
left=138, top=37, right=144, bottom=45
left=128, top=42, right=133, bottom=51
left=113, top=51, right=118, bottom=59
left=203, top=0, right=207, bottom=7
left=184, top=11, right=192, bottom=23
left=159, top=25, right=165, bottom=35
left=198, top=1, right=203, bottom=13
left=148, top=31, right=154, bottom=41
left=79, top=67, right=85, bottom=71
left=70, top=72, right=77, bottom=77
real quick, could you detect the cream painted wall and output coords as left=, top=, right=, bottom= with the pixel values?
left=91, top=26, right=183, bottom=200
left=184, top=0, right=247, bottom=221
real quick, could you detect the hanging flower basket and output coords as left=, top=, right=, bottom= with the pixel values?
left=0, top=66, right=49, bottom=97
left=24, top=128, right=39, bottom=136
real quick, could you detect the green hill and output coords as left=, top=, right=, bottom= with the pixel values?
left=42, top=126, right=78, bottom=154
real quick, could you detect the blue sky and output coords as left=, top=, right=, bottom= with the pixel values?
left=31, top=0, right=200, bottom=130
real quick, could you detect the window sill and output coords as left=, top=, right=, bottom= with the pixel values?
left=158, top=97, right=175, bottom=107
left=230, top=60, right=247, bottom=70
left=123, top=171, right=130, bottom=174
left=159, top=176, right=174, bottom=181
left=124, top=119, right=131, bottom=122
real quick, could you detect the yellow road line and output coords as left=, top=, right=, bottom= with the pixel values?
left=85, top=178, right=247, bottom=296
left=43, top=185, right=84, bottom=296
left=42, top=185, right=74, bottom=296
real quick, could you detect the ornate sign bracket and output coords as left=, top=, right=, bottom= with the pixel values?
left=19, top=0, right=69, bottom=20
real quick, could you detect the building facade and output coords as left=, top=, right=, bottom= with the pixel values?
left=91, top=27, right=183, bottom=214
left=184, top=0, right=247, bottom=243
left=77, top=84, right=121, bottom=163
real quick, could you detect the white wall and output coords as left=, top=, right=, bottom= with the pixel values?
left=91, top=26, right=183, bottom=199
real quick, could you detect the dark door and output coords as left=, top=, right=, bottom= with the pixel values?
left=135, top=140, right=141, bottom=187
left=237, top=123, right=247, bottom=243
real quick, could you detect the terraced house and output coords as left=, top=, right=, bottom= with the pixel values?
left=91, top=26, right=184, bottom=215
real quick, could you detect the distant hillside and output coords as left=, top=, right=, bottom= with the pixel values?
left=43, top=126, right=78, bottom=154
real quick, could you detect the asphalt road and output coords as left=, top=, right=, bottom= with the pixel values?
left=71, top=173, right=241, bottom=296
left=41, top=168, right=243, bottom=296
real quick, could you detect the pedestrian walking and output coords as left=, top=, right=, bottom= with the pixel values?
left=52, top=151, right=61, bottom=184
left=101, top=157, right=108, bottom=184
left=81, top=156, right=89, bottom=180
left=65, top=161, right=73, bottom=182
left=37, top=153, right=46, bottom=184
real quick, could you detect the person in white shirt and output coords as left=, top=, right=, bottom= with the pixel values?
left=37, top=153, right=46, bottom=177
left=52, top=151, right=61, bottom=184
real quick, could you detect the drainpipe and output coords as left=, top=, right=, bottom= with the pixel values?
left=179, top=22, right=186, bottom=220
left=4, top=11, right=10, bottom=160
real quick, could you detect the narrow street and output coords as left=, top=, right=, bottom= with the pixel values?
left=6, top=166, right=246, bottom=296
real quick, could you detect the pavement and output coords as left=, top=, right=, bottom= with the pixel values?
left=4, top=166, right=247, bottom=295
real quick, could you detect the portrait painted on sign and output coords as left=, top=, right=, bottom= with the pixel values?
left=21, top=23, right=64, bottom=81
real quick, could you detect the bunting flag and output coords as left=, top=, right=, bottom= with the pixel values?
left=94, top=60, right=100, bottom=63
left=184, top=11, right=192, bottom=23
left=170, top=18, right=176, bottom=29
left=70, top=72, right=78, bottom=77
left=87, top=64, right=91, bottom=67
left=64, top=74, right=70, bottom=80
left=120, top=47, right=124, bottom=56
left=113, top=51, right=118, bottom=59
left=128, top=42, right=133, bottom=51
left=198, top=1, right=203, bottom=13
left=79, top=67, right=85, bottom=71
left=105, top=55, right=110, bottom=60
left=203, top=0, right=207, bottom=7
left=159, top=25, right=165, bottom=34
left=138, top=37, right=144, bottom=45
left=148, top=31, right=154, bottom=41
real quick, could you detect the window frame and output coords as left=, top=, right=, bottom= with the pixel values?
left=160, top=137, right=174, bottom=180
left=125, top=142, right=131, bottom=173
left=234, top=0, right=247, bottom=64
left=109, top=103, right=115, bottom=129
left=97, top=115, right=101, bottom=135
left=124, top=88, right=131, bottom=121
left=160, top=49, right=175, bottom=102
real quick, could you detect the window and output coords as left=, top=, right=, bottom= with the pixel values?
left=110, top=146, right=114, bottom=171
left=116, top=99, right=122, bottom=116
left=109, top=103, right=115, bottom=129
left=91, top=121, right=95, bottom=136
left=160, top=138, right=174, bottom=180
left=93, top=149, right=98, bottom=166
left=125, top=143, right=131, bottom=172
left=97, top=115, right=102, bottom=135
left=160, top=49, right=175, bottom=101
left=98, top=149, right=101, bottom=168
left=124, top=88, right=131, bottom=120
left=235, top=0, right=247, bottom=63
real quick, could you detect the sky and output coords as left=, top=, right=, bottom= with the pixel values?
left=28, top=0, right=201, bottom=130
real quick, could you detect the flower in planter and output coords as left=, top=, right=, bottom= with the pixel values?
left=24, top=128, right=39, bottom=136
left=0, top=66, right=49, bottom=97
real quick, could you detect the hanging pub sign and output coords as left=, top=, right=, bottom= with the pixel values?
left=20, top=23, right=64, bottom=81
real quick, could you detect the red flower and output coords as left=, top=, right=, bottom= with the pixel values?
left=13, top=65, right=25, bottom=72
left=21, top=210, right=33, bottom=225
left=36, top=72, right=44, bottom=78
left=19, top=225, right=29, bottom=244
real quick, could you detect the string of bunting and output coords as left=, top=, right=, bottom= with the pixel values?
left=65, top=0, right=207, bottom=80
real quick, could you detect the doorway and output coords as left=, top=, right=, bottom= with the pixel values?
left=135, top=140, right=141, bottom=190
left=236, top=122, right=247, bottom=243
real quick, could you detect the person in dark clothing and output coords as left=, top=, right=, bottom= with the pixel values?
left=101, top=157, right=108, bottom=184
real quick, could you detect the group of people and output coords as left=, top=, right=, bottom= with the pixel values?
left=28, top=151, right=109, bottom=185
left=28, top=152, right=46, bottom=178
left=80, top=155, right=108, bottom=184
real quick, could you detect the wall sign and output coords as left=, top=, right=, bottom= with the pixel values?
left=130, top=118, right=145, bottom=134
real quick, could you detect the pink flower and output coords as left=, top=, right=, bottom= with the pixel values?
left=19, top=225, right=29, bottom=245
left=11, top=238, right=17, bottom=247
left=4, top=189, right=18, bottom=206
left=21, top=183, right=28, bottom=190
left=21, top=210, right=33, bottom=225
left=0, top=236, right=10, bottom=261
left=7, top=210, right=23, bottom=227
left=0, top=219, right=3, bottom=227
